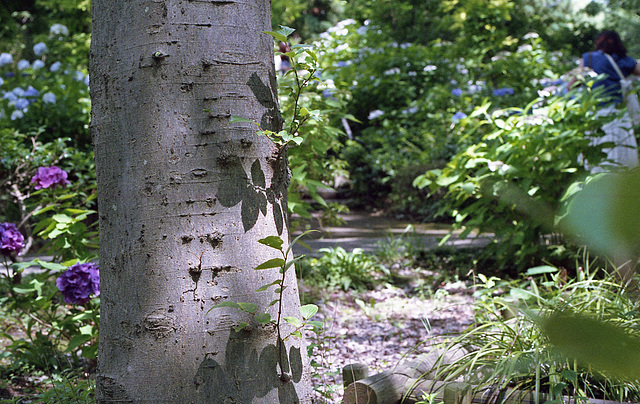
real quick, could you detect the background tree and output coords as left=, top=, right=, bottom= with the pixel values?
left=90, top=0, right=311, bottom=402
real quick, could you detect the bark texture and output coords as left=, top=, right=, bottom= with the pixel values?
left=90, top=0, right=311, bottom=402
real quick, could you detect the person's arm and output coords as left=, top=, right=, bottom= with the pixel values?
left=633, top=62, right=640, bottom=76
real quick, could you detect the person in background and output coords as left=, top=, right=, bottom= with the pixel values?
left=580, top=30, right=640, bottom=173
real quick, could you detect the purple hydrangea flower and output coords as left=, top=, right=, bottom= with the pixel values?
left=56, top=262, right=100, bottom=305
left=0, top=222, right=25, bottom=257
left=11, top=110, right=23, bottom=120
left=50, top=61, right=61, bottom=72
left=452, top=88, right=463, bottom=97
left=31, top=166, right=70, bottom=190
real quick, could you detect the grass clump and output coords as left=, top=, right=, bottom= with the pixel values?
left=426, top=257, right=640, bottom=403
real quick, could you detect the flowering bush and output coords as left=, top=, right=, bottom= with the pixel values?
left=313, top=19, right=575, bottom=214
left=0, top=23, right=91, bottom=148
left=0, top=23, right=99, bottom=374
left=31, top=166, right=71, bottom=190
left=56, top=262, right=100, bottom=305
left=0, top=222, right=24, bottom=257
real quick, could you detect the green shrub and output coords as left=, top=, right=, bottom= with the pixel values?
left=414, top=82, right=612, bottom=272
left=298, top=246, right=389, bottom=290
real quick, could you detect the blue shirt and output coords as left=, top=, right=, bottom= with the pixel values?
left=583, top=50, right=637, bottom=103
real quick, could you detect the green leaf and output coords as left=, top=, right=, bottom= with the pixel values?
left=9, top=260, right=39, bottom=273
left=79, top=324, right=94, bottom=335
left=255, top=312, right=271, bottom=325
left=285, top=229, right=319, bottom=257
left=284, top=316, right=303, bottom=328
left=543, top=312, right=640, bottom=381
left=284, top=255, right=304, bottom=271
left=256, top=279, right=282, bottom=292
left=255, top=258, right=285, bottom=270
left=300, top=304, right=318, bottom=320
left=525, top=265, right=558, bottom=276
left=56, top=193, right=78, bottom=201
left=31, top=279, right=45, bottom=296
left=66, top=334, right=92, bottom=352
left=12, top=286, right=35, bottom=294
left=234, top=322, right=248, bottom=333
left=209, top=301, right=240, bottom=310
left=33, top=205, right=56, bottom=216
left=560, top=171, right=640, bottom=260
left=268, top=299, right=279, bottom=307
left=52, top=213, right=73, bottom=223
left=64, top=208, right=90, bottom=215
left=307, top=320, right=324, bottom=329
left=230, top=116, right=259, bottom=125
left=237, top=302, right=258, bottom=314
left=35, top=259, right=68, bottom=272
left=258, top=236, right=284, bottom=251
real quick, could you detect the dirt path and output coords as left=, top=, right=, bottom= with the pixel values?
left=292, top=210, right=491, bottom=256
left=291, top=210, right=481, bottom=402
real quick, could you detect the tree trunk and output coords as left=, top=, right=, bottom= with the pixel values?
left=90, top=0, right=311, bottom=402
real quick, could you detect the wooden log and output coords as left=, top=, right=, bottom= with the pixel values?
left=347, top=375, right=634, bottom=404
left=343, top=349, right=468, bottom=404
left=344, top=363, right=370, bottom=387
left=344, top=377, right=471, bottom=404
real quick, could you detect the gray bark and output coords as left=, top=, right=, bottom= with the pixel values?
left=90, top=0, right=311, bottom=402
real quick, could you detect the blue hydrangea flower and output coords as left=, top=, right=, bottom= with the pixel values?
left=368, top=110, right=384, bottom=120
left=0, top=53, right=12, bottom=66
left=452, top=88, right=463, bottom=97
left=11, top=110, right=23, bottom=120
left=14, top=98, right=29, bottom=110
left=24, top=86, right=39, bottom=97
left=493, top=87, right=515, bottom=97
left=50, top=61, right=61, bottom=72
left=12, top=87, right=25, bottom=97
left=0, top=77, right=4, bottom=86
left=33, top=42, right=48, bottom=56
left=32, top=60, right=45, bottom=70
left=3, top=92, right=17, bottom=102
left=43, top=92, right=56, bottom=104
left=84, top=75, right=90, bottom=87
left=336, top=61, right=348, bottom=68
left=50, top=23, right=69, bottom=36
left=452, top=111, right=467, bottom=123
left=17, top=60, right=30, bottom=70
